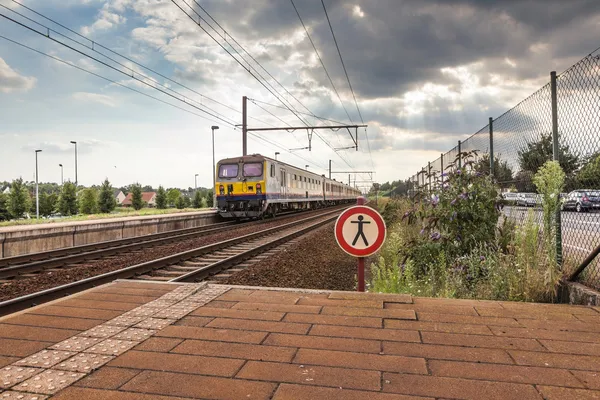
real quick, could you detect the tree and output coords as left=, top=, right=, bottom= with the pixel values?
left=79, top=188, right=98, bottom=214
left=58, top=182, right=78, bottom=216
left=0, top=193, right=10, bottom=221
left=175, top=195, right=185, bottom=209
left=576, top=153, right=600, bottom=190
left=131, top=184, right=144, bottom=210
left=518, top=133, right=580, bottom=176
left=474, top=154, right=513, bottom=184
left=192, top=191, right=203, bottom=208
left=183, top=196, right=191, bottom=208
left=98, top=179, right=116, bottom=213
left=205, top=190, right=214, bottom=207
left=167, top=189, right=181, bottom=207
left=39, top=192, right=57, bottom=217
left=8, top=178, right=31, bottom=219
left=155, top=186, right=167, bottom=209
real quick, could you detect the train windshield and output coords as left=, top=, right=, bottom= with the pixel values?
left=219, top=164, right=238, bottom=178
left=243, top=162, right=263, bottom=177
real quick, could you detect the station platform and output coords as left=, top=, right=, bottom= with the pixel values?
left=1, top=281, right=600, bottom=399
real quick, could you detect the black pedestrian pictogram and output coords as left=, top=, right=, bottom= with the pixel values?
left=351, top=215, right=370, bottom=246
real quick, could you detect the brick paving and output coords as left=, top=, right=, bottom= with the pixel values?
left=1, top=282, right=600, bottom=399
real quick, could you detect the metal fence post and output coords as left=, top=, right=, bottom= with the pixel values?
left=440, top=153, right=444, bottom=189
left=551, top=70, right=563, bottom=268
left=428, top=162, right=432, bottom=191
left=458, top=140, right=462, bottom=169
left=489, top=117, right=494, bottom=178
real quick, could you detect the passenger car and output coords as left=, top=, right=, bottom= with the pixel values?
left=215, top=154, right=361, bottom=219
left=561, top=190, right=599, bottom=212
left=516, top=193, right=538, bottom=207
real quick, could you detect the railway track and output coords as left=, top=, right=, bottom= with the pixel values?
left=0, top=207, right=333, bottom=281
left=0, top=206, right=346, bottom=316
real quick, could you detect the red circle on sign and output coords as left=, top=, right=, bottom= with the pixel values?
left=335, top=206, right=387, bottom=257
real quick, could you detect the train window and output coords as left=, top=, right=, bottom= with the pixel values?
left=219, top=164, right=238, bottom=178
left=270, top=164, right=275, bottom=177
left=243, top=163, right=263, bottom=177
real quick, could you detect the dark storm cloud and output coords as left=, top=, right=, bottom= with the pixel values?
left=199, top=0, right=600, bottom=99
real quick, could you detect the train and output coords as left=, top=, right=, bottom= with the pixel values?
left=215, top=154, right=361, bottom=219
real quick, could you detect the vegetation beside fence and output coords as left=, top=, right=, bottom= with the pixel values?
left=369, top=153, right=568, bottom=302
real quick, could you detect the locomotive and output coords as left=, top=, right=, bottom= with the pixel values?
left=215, top=154, right=361, bottom=219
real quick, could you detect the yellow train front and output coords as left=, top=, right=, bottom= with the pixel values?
left=215, top=154, right=361, bottom=219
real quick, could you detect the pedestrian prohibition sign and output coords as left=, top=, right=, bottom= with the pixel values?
left=335, top=205, right=387, bottom=257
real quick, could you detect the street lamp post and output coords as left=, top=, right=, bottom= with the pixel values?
left=194, top=174, right=199, bottom=192
left=275, top=152, right=280, bottom=160
left=59, top=164, right=63, bottom=185
left=305, top=165, right=309, bottom=170
left=211, top=125, right=219, bottom=208
left=35, top=150, right=42, bottom=219
left=70, top=141, right=77, bottom=187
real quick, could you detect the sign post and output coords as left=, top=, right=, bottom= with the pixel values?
left=335, top=197, right=387, bottom=292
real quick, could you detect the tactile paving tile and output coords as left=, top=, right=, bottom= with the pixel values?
left=54, top=353, right=114, bottom=373
left=186, top=286, right=230, bottom=303
left=112, top=328, right=156, bottom=341
left=12, top=369, right=84, bottom=395
left=104, top=315, right=146, bottom=327
left=152, top=307, right=196, bottom=319
left=0, top=391, right=48, bottom=399
left=134, top=318, right=176, bottom=330
left=86, top=339, right=138, bottom=356
left=0, top=366, right=41, bottom=390
left=145, top=299, right=178, bottom=308
left=79, top=324, right=126, bottom=339
left=50, top=337, right=101, bottom=352
left=15, top=350, right=75, bottom=369
left=121, top=307, right=163, bottom=318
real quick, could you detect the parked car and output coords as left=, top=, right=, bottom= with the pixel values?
left=502, top=192, right=518, bottom=202
left=561, top=190, right=599, bottom=212
left=516, top=193, right=538, bottom=207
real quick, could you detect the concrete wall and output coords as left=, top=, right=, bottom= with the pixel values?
left=0, top=211, right=220, bottom=258
left=558, top=281, right=600, bottom=306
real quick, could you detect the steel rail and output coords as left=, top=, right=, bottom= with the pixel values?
left=0, top=208, right=345, bottom=316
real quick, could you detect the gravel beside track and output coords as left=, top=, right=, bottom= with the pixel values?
left=224, top=222, right=360, bottom=291
left=0, top=210, right=333, bottom=301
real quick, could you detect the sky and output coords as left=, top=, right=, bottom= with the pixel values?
left=0, top=0, right=599, bottom=190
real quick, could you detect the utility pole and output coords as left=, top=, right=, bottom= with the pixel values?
left=35, top=149, right=42, bottom=219
left=59, top=164, right=63, bottom=185
left=70, top=141, right=78, bottom=187
left=242, top=96, right=247, bottom=156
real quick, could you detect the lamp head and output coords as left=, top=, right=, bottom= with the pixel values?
left=211, top=126, right=219, bottom=130
left=70, top=141, right=77, bottom=144
left=35, top=149, right=42, bottom=153
left=59, top=164, right=62, bottom=167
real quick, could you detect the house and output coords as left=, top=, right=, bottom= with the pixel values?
left=122, top=192, right=157, bottom=207
left=113, top=190, right=126, bottom=205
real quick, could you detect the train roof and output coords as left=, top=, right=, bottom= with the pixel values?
left=217, top=154, right=358, bottom=188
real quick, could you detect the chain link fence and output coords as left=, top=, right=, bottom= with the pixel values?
left=411, top=50, right=600, bottom=290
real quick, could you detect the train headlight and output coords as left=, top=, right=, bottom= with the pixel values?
left=256, top=183, right=262, bottom=194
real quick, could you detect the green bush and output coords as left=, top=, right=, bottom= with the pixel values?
left=369, top=152, right=563, bottom=303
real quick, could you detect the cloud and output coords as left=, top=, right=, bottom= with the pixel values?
left=21, top=138, right=113, bottom=155
left=0, top=57, right=36, bottom=93
left=72, top=92, right=117, bottom=107
left=80, top=2, right=127, bottom=35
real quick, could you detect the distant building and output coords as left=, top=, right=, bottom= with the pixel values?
left=113, top=190, right=126, bottom=205
left=122, top=192, right=157, bottom=207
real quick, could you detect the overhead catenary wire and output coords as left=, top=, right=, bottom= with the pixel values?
left=0, top=33, right=318, bottom=171
left=0, top=34, right=227, bottom=126
left=0, top=11, right=237, bottom=127
left=172, top=0, right=365, bottom=176
left=8, top=0, right=261, bottom=124
left=290, top=0, right=354, bottom=124
left=320, top=0, right=374, bottom=171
